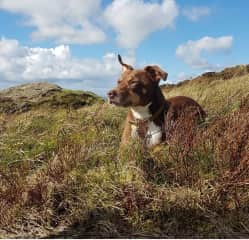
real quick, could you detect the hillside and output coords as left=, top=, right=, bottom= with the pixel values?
left=0, top=67, right=249, bottom=238
left=0, top=82, right=103, bottom=114
left=161, top=64, right=249, bottom=114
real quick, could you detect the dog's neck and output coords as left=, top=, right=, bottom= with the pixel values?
left=130, top=87, right=166, bottom=147
left=131, top=87, right=167, bottom=121
left=131, top=102, right=152, bottom=120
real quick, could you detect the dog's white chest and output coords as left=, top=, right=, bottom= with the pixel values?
left=130, top=103, right=162, bottom=147
left=131, top=121, right=162, bottom=147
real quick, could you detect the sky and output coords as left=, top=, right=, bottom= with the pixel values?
left=0, top=0, right=248, bottom=96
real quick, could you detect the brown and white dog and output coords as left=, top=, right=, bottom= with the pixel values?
left=108, top=55, right=206, bottom=147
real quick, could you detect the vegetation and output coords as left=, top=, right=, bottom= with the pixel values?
left=161, top=64, right=249, bottom=114
left=0, top=82, right=103, bottom=114
left=0, top=65, right=249, bottom=238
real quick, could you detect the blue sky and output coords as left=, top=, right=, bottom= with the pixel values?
left=0, top=0, right=248, bottom=96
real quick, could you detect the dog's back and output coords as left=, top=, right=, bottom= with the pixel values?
left=163, top=96, right=206, bottom=141
left=166, top=96, right=206, bottom=121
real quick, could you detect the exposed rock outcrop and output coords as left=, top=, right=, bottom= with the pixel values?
left=0, top=82, right=103, bottom=114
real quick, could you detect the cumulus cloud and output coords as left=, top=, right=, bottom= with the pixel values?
left=0, top=0, right=180, bottom=49
left=104, top=0, right=179, bottom=49
left=0, top=0, right=106, bottom=44
left=176, top=36, right=233, bottom=69
left=0, top=37, right=135, bottom=95
left=182, top=6, right=211, bottom=21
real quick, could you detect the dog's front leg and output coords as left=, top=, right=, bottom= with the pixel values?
left=120, top=114, right=132, bottom=146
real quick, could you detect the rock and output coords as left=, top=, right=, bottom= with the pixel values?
left=0, top=82, right=103, bottom=114
left=0, top=82, right=62, bottom=103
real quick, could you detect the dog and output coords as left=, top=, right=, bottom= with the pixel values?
left=108, top=55, right=206, bottom=147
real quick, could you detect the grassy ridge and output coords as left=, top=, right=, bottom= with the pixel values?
left=162, top=65, right=249, bottom=114
left=0, top=83, right=103, bottom=114
left=0, top=67, right=249, bottom=238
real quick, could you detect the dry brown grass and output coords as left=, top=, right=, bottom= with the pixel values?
left=161, top=66, right=249, bottom=115
left=0, top=69, right=249, bottom=237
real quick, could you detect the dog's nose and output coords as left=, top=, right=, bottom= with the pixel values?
left=108, top=90, right=117, bottom=98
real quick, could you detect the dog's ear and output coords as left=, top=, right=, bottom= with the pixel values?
left=118, top=54, right=134, bottom=73
left=144, top=65, right=168, bottom=82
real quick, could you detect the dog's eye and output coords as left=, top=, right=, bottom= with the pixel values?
left=117, top=80, right=122, bottom=84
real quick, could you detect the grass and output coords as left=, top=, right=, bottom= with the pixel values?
left=162, top=70, right=249, bottom=115
left=0, top=87, right=104, bottom=114
left=0, top=67, right=249, bottom=238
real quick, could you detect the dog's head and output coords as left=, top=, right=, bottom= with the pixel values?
left=108, top=55, right=168, bottom=107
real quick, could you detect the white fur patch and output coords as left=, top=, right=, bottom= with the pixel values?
left=131, top=102, right=152, bottom=120
left=131, top=122, right=162, bottom=147
left=131, top=103, right=162, bottom=147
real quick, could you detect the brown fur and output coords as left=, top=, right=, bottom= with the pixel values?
left=108, top=55, right=206, bottom=146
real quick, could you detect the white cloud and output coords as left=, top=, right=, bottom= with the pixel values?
left=0, top=0, right=180, bottom=49
left=0, top=37, right=135, bottom=95
left=182, top=6, right=211, bottom=21
left=176, top=36, right=233, bottom=69
left=104, top=0, right=179, bottom=49
left=174, top=72, right=193, bottom=82
left=0, top=0, right=106, bottom=45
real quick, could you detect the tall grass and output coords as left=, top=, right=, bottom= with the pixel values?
left=162, top=74, right=249, bottom=115
left=0, top=72, right=249, bottom=237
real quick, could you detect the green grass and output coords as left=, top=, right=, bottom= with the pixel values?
left=162, top=74, right=249, bottom=115
left=0, top=88, right=104, bottom=114
left=0, top=70, right=249, bottom=238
